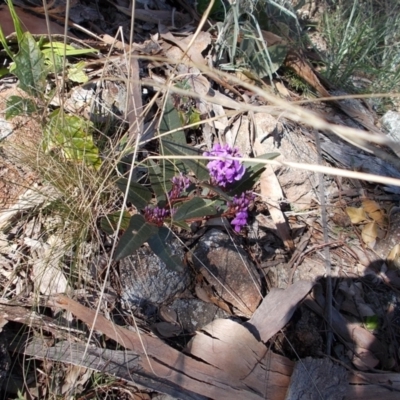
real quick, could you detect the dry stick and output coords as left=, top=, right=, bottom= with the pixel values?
left=314, top=130, right=333, bottom=356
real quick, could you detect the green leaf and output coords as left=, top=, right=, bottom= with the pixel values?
left=364, top=315, right=379, bottom=331
left=147, top=227, right=184, bottom=272
left=6, top=0, right=24, bottom=43
left=159, top=97, right=187, bottom=174
left=100, top=211, right=131, bottom=235
left=173, top=197, right=217, bottom=221
left=148, top=159, right=174, bottom=201
left=44, top=109, right=101, bottom=169
left=6, top=96, right=37, bottom=119
left=67, top=61, right=89, bottom=83
left=114, top=214, right=158, bottom=261
left=159, top=97, right=186, bottom=146
left=116, top=178, right=152, bottom=210
left=162, top=140, right=210, bottom=181
left=13, top=32, right=47, bottom=97
left=238, top=19, right=288, bottom=79
left=171, top=219, right=190, bottom=231
left=41, top=42, right=98, bottom=57
left=0, top=67, right=10, bottom=78
left=248, top=43, right=288, bottom=78
left=0, top=24, right=14, bottom=60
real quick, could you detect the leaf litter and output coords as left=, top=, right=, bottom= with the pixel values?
left=1, top=1, right=400, bottom=399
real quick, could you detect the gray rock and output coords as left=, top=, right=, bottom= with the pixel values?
left=382, top=111, right=400, bottom=157
left=253, top=112, right=321, bottom=210
left=169, top=298, right=228, bottom=332
left=120, top=240, right=190, bottom=308
left=382, top=110, right=400, bottom=135
left=191, top=229, right=262, bottom=317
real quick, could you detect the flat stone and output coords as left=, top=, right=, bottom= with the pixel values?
left=191, top=229, right=262, bottom=317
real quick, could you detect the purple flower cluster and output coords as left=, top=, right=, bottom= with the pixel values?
left=203, top=144, right=245, bottom=188
left=144, top=206, right=173, bottom=227
left=228, top=191, right=255, bottom=232
left=169, top=173, right=191, bottom=200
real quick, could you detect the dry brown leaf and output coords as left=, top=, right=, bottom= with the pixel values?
left=368, top=210, right=387, bottom=226
left=133, top=394, right=151, bottom=400
left=261, top=30, right=286, bottom=47
left=61, top=365, right=91, bottom=396
left=161, top=31, right=211, bottom=65
left=159, top=305, right=178, bottom=324
left=275, top=81, right=290, bottom=97
left=195, top=283, right=213, bottom=303
left=0, top=5, right=68, bottom=36
left=284, top=50, right=331, bottom=98
left=346, top=207, right=368, bottom=224
left=153, top=322, right=181, bottom=338
left=362, top=199, right=387, bottom=227
left=351, top=346, right=379, bottom=371
left=362, top=199, right=380, bottom=214
left=361, top=221, right=378, bottom=245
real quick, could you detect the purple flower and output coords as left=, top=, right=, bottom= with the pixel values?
left=203, top=143, right=245, bottom=187
left=168, top=173, right=190, bottom=200
left=144, top=206, right=172, bottom=227
left=228, top=191, right=255, bottom=232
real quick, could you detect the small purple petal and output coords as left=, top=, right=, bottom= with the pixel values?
left=204, top=143, right=246, bottom=187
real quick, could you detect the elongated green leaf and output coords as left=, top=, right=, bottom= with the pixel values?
left=41, top=42, right=98, bottom=57
left=0, top=24, right=13, bottom=59
left=12, top=32, right=47, bottom=97
left=114, top=215, right=158, bottom=261
left=147, top=227, right=184, bottom=272
left=173, top=197, right=217, bottom=221
left=6, top=96, right=37, bottom=119
left=160, top=97, right=186, bottom=146
left=116, top=178, right=152, bottom=210
left=148, top=159, right=174, bottom=200
left=100, top=211, right=131, bottom=234
left=162, top=140, right=210, bottom=181
left=6, top=0, right=24, bottom=43
left=249, top=44, right=287, bottom=78
left=159, top=97, right=187, bottom=174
